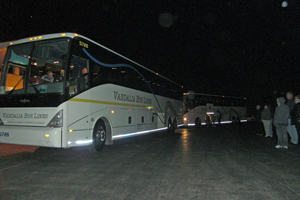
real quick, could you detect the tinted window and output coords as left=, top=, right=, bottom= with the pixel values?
left=72, top=37, right=183, bottom=100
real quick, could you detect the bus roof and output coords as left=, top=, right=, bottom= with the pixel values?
left=5, top=33, right=78, bottom=46
left=183, top=92, right=246, bottom=99
left=4, top=32, right=182, bottom=88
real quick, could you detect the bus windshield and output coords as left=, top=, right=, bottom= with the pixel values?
left=0, top=39, right=70, bottom=94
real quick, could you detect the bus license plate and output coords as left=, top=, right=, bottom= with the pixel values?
left=0, top=132, right=9, bottom=137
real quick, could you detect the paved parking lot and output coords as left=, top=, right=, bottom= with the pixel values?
left=1, top=123, right=300, bottom=199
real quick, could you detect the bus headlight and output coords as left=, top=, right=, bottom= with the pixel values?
left=47, top=110, right=63, bottom=127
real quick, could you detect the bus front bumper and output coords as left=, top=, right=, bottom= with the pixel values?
left=0, top=126, right=62, bottom=148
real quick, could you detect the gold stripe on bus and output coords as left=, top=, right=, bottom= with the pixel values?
left=69, top=98, right=161, bottom=113
left=69, top=98, right=165, bottom=120
left=69, top=98, right=164, bottom=119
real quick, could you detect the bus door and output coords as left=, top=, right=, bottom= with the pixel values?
left=206, top=103, right=215, bottom=124
left=68, top=55, right=89, bottom=95
left=67, top=55, right=90, bottom=141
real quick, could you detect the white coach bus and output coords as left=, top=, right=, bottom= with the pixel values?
left=183, top=92, right=247, bottom=127
left=0, top=33, right=183, bottom=151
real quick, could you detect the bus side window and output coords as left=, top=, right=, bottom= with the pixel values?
left=91, top=64, right=104, bottom=86
left=68, top=55, right=89, bottom=95
left=115, top=67, right=149, bottom=93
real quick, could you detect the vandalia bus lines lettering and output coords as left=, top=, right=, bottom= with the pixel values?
left=114, top=91, right=152, bottom=104
left=3, top=113, right=48, bottom=119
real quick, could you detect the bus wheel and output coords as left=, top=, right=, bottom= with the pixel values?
left=232, top=116, right=236, bottom=124
left=167, top=118, right=173, bottom=133
left=93, top=120, right=106, bottom=151
left=195, top=118, right=201, bottom=128
left=172, top=117, right=177, bottom=132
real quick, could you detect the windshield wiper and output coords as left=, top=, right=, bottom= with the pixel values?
left=30, top=84, right=40, bottom=94
left=8, top=76, right=24, bottom=95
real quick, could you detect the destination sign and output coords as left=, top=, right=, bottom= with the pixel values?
left=79, top=41, right=88, bottom=48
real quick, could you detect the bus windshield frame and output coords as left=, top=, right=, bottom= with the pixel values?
left=0, top=38, right=70, bottom=96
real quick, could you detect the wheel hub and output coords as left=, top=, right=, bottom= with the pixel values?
left=96, top=126, right=105, bottom=142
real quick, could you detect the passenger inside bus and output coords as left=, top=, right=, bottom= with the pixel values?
left=54, top=69, right=64, bottom=82
left=79, top=67, right=88, bottom=91
left=29, top=67, right=42, bottom=85
left=82, top=67, right=88, bottom=75
left=41, top=71, right=54, bottom=83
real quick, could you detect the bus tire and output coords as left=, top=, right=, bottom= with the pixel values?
left=93, top=120, right=106, bottom=151
left=172, top=117, right=177, bottom=132
left=195, top=118, right=201, bottom=128
left=167, top=118, right=173, bottom=133
left=232, top=116, right=236, bottom=124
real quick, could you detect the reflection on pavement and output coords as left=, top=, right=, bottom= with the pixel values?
left=0, top=144, right=38, bottom=156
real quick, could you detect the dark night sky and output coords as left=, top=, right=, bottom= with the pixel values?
left=1, top=0, right=300, bottom=101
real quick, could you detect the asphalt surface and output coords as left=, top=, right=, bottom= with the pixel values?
left=1, top=123, right=300, bottom=200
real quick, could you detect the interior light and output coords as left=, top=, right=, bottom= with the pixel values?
left=61, top=33, right=66, bottom=36
left=45, top=134, right=50, bottom=137
left=69, top=129, right=73, bottom=133
left=74, top=33, right=78, bottom=36
left=111, top=110, right=114, bottom=114
left=9, top=42, right=13, bottom=45
left=38, top=36, right=42, bottom=39
left=34, top=37, right=37, bottom=40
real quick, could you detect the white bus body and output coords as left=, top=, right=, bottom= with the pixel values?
left=0, top=33, right=183, bottom=151
left=183, top=93, right=247, bottom=126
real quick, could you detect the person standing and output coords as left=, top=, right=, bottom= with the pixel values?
left=273, top=97, right=290, bottom=149
left=290, top=95, right=300, bottom=146
left=254, top=105, right=262, bottom=121
left=216, top=110, right=222, bottom=125
left=261, top=104, right=272, bottom=137
left=286, top=91, right=298, bottom=145
left=269, top=104, right=275, bottom=137
left=254, top=105, right=263, bottom=135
